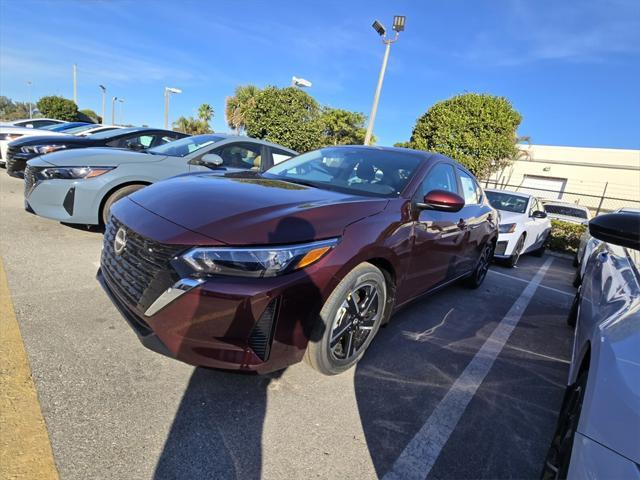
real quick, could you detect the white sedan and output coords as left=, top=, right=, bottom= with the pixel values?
left=485, top=189, right=551, bottom=267
left=0, top=126, right=68, bottom=167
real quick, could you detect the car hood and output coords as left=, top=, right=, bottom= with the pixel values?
left=9, top=134, right=95, bottom=147
left=33, top=147, right=164, bottom=167
left=127, top=172, right=389, bottom=245
left=496, top=210, right=524, bottom=223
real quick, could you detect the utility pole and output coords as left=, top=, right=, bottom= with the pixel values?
left=73, top=64, right=78, bottom=104
left=364, top=16, right=406, bottom=146
left=99, top=85, right=106, bottom=124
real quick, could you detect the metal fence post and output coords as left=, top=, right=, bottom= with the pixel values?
left=595, top=182, right=608, bottom=215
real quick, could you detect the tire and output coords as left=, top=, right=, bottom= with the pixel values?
left=304, top=262, right=387, bottom=375
left=506, top=235, right=525, bottom=268
left=541, top=368, right=588, bottom=479
left=101, top=185, right=145, bottom=225
left=464, top=242, right=493, bottom=289
left=567, top=292, right=579, bottom=328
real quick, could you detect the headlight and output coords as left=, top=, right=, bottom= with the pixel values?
left=499, top=223, right=517, bottom=234
left=0, top=133, right=24, bottom=141
left=21, top=144, right=67, bottom=154
left=181, top=238, right=339, bottom=278
left=37, top=166, right=115, bottom=180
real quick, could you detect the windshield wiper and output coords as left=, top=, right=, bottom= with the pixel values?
left=279, top=178, right=319, bottom=189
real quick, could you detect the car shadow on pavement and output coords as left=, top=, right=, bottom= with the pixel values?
left=153, top=216, right=325, bottom=480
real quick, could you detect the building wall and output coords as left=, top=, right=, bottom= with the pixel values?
left=488, top=144, right=640, bottom=214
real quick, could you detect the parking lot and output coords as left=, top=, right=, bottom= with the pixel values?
left=0, top=171, right=577, bottom=479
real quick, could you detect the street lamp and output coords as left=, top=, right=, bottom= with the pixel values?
left=363, top=15, right=406, bottom=145
left=111, top=96, right=118, bottom=125
left=26, top=81, right=33, bottom=119
left=291, top=76, right=312, bottom=88
left=164, top=86, right=182, bottom=129
left=99, top=85, right=107, bottom=124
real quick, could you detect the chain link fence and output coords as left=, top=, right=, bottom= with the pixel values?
left=482, top=180, right=640, bottom=215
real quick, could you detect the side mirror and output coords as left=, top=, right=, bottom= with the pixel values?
left=532, top=210, right=547, bottom=219
left=417, top=190, right=465, bottom=213
left=200, top=153, right=224, bottom=168
left=589, top=212, right=640, bottom=250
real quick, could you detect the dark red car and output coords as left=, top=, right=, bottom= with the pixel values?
left=98, top=146, right=498, bottom=375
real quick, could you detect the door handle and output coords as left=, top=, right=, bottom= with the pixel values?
left=457, top=219, right=467, bottom=230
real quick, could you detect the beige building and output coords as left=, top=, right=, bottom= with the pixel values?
left=487, top=144, right=640, bottom=214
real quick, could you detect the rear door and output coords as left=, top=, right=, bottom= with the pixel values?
left=403, top=162, right=467, bottom=300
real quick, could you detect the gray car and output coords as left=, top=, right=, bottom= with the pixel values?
left=543, top=211, right=640, bottom=479
left=24, top=134, right=297, bottom=225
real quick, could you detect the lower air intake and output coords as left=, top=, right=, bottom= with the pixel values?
left=248, top=299, right=279, bottom=361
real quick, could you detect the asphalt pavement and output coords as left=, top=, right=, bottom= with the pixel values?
left=0, top=172, right=576, bottom=479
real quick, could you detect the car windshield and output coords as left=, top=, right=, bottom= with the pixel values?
left=87, top=127, right=147, bottom=140
left=263, top=147, right=422, bottom=197
left=41, top=122, right=89, bottom=132
left=486, top=191, right=529, bottom=213
left=544, top=205, right=588, bottom=219
left=147, top=134, right=225, bottom=157
left=64, top=125, right=100, bottom=134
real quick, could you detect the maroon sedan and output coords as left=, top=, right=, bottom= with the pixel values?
left=98, top=146, right=498, bottom=375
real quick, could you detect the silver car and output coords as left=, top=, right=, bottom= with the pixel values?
left=24, top=134, right=297, bottom=225
left=543, top=211, right=640, bottom=479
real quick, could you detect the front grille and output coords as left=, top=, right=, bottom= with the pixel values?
left=101, top=217, right=186, bottom=313
left=248, top=299, right=279, bottom=361
left=24, top=165, right=43, bottom=197
left=495, top=241, right=508, bottom=256
left=6, top=146, right=26, bottom=177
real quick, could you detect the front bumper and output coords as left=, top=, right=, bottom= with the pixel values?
left=493, top=231, right=519, bottom=258
left=568, top=432, right=640, bottom=479
left=6, top=151, right=35, bottom=178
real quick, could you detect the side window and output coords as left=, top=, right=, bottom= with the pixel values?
left=215, top=143, right=263, bottom=170
left=457, top=169, right=480, bottom=204
left=107, top=135, right=153, bottom=149
left=419, top=163, right=458, bottom=197
left=271, top=148, right=294, bottom=165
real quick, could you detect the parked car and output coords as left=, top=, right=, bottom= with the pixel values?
left=25, top=134, right=296, bottom=225
left=543, top=211, right=640, bottom=479
left=485, top=189, right=550, bottom=267
left=573, top=207, right=640, bottom=287
left=97, top=146, right=498, bottom=375
left=0, top=126, right=69, bottom=167
left=0, top=118, right=66, bottom=128
left=6, top=127, right=186, bottom=177
left=542, top=200, right=591, bottom=224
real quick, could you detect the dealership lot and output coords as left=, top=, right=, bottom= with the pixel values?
left=0, top=173, right=576, bottom=479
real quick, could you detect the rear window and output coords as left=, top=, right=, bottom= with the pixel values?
left=544, top=205, right=588, bottom=219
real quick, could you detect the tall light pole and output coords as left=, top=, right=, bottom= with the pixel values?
left=26, top=81, right=33, bottom=119
left=364, top=15, right=406, bottom=146
left=164, top=87, right=182, bottom=129
left=118, top=98, right=125, bottom=125
left=73, top=64, right=78, bottom=104
left=99, top=85, right=106, bottom=124
left=111, top=96, right=118, bottom=125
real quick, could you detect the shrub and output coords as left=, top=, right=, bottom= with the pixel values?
left=36, top=96, right=78, bottom=121
left=546, top=219, right=586, bottom=254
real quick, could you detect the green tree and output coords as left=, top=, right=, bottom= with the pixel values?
left=393, top=141, right=413, bottom=148
left=0, top=96, right=31, bottom=121
left=244, top=86, right=323, bottom=152
left=173, top=103, right=214, bottom=135
left=320, top=108, right=369, bottom=145
left=35, top=96, right=78, bottom=121
left=78, top=109, right=100, bottom=123
left=410, top=93, right=522, bottom=177
left=225, top=84, right=260, bottom=133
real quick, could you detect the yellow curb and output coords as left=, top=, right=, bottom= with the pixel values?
left=0, top=258, right=59, bottom=480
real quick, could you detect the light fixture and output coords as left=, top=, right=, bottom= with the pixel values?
left=393, top=16, right=406, bottom=32
left=372, top=20, right=386, bottom=36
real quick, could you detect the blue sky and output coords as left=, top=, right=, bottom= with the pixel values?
left=1, top=0, right=638, bottom=149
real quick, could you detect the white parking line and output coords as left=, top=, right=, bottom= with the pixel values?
left=488, top=268, right=573, bottom=297
left=383, top=258, right=554, bottom=480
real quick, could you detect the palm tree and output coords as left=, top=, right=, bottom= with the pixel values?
left=198, top=103, right=214, bottom=122
left=225, top=85, right=260, bottom=134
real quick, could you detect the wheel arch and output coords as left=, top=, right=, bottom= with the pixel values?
left=365, top=257, right=396, bottom=325
left=98, top=181, right=152, bottom=225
